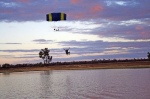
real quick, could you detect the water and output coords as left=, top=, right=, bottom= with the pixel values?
left=0, top=69, right=150, bottom=99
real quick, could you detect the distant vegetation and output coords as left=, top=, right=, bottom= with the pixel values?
left=0, top=58, right=149, bottom=69
left=0, top=52, right=149, bottom=69
left=147, top=52, right=150, bottom=61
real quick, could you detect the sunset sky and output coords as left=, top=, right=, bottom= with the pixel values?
left=0, top=0, right=150, bottom=64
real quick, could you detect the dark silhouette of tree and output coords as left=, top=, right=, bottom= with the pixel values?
left=148, top=52, right=150, bottom=61
left=39, top=48, right=52, bottom=64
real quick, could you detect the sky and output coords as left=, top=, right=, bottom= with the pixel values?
left=0, top=0, right=150, bottom=64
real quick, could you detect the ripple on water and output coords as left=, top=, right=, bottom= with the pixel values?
left=0, top=69, right=150, bottom=99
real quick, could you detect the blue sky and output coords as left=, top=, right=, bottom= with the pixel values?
left=0, top=0, right=150, bottom=64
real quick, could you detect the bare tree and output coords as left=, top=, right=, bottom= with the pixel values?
left=39, top=48, right=52, bottom=64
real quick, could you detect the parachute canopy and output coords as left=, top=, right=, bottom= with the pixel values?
left=46, top=12, right=67, bottom=21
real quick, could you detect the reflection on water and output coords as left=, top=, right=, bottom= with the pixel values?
left=0, top=69, right=150, bottom=99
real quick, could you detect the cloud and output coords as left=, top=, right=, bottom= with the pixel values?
left=0, top=0, right=150, bottom=21
left=0, top=43, right=22, bottom=44
left=32, top=39, right=54, bottom=44
left=0, top=39, right=149, bottom=64
left=64, top=18, right=150, bottom=41
left=70, top=0, right=82, bottom=4
left=14, top=0, right=31, bottom=4
left=57, top=40, right=150, bottom=57
left=0, top=54, right=37, bottom=59
left=0, top=49, right=39, bottom=53
left=90, top=4, right=103, bottom=14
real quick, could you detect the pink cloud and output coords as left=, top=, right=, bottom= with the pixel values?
left=135, top=26, right=143, bottom=30
left=135, top=26, right=150, bottom=39
left=14, top=0, right=30, bottom=4
left=90, top=4, right=103, bottom=14
left=74, top=13, right=84, bottom=19
left=0, top=9, right=13, bottom=14
left=70, top=0, right=82, bottom=4
left=68, top=12, right=85, bottom=20
left=140, top=31, right=150, bottom=39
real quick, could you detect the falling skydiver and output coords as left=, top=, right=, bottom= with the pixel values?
left=64, top=48, right=70, bottom=55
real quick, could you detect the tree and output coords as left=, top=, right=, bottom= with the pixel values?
left=147, top=52, right=150, bottom=61
left=39, top=48, right=52, bottom=64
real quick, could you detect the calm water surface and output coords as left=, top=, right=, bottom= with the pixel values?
left=0, top=69, right=150, bottom=99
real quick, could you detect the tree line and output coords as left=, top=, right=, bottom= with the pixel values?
left=0, top=58, right=149, bottom=69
